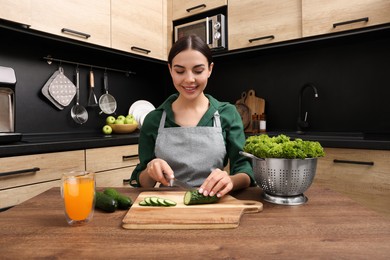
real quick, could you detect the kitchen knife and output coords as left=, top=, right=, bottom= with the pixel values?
left=169, top=178, right=194, bottom=190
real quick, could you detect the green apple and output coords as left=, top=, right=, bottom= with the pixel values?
left=115, top=119, right=125, bottom=125
left=126, top=114, right=135, bottom=120
left=102, top=125, right=112, bottom=135
left=106, top=116, right=116, bottom=125
left=124, top=117, right=136, bottom=124
left=117, top=115, right=126, bottom=121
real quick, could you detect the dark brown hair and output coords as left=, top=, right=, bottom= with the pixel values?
left=168, top=35, right=213, bottom=67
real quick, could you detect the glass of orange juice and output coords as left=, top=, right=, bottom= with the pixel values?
left=61, top=171, right=95, bottom=226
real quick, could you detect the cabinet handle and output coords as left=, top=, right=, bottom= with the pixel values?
left=131, top=46, right=151, bottom=54
left=249, top=35, right=275, bottom=43
left=333, top=17, right=369, bottom=28
left=0, top=167, right=40, bottom=177
left=122, top=155, right=139, bottom=161
left=186, top=4, right=206, bottom=13
left=61, top=28, right=91, bottom=39
left=333, top=159, right=374, bottom=166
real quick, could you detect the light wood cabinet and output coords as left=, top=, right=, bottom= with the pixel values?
left=0, top=0, right=31, bottom=26
left=0, top=150, right=85, bottom=209
left=30, top=0, right=111, bottom=47
left=111, top=0, right=166, bottom=60
left=316, top=148, right=390, bottom=218
left=228, top=0, right=302, bottom=50
left=302, top=0, right=390, bottom=37
left=86, top=144, right=139, bottom=187
left=172, top=0, right=227, bottom=20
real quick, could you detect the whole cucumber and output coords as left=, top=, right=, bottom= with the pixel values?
left=104, top=188, right=132, bottom=210
left=95, top=191, right=118, bottom=213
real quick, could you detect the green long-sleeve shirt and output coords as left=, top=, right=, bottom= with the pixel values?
left=129, top=94, right=254, bottom=187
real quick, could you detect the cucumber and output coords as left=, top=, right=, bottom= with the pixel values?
left=183, top=190, right=220, bottom=205
left=103, top=188, right=133, bottom=210
left=139, top=196, right=177, bottom=207
left=95, top=191, right=118, bottom=212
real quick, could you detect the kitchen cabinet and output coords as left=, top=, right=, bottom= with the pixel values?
left=228, top=0, right=302, bottom=50
left=316, top=148, right=390, bottom=218
left=85, top=144, right=139, bottom=187
left=0, top=150, right=85, bottom=209
left=111, top=0, right=166, bottom=60
left=302, top=0, right=390, bottom=37
left=0, top=0, right=31, bottom=26
left=30, top=0, right=111, bottom=47
left=172, top=0, right=227, bottom=20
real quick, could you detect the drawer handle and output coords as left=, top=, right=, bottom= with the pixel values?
left=61, top=28, right=91, bottom=39
left=122, top=155, right=139, bottom=161
left=186, top=4, right=206, bottom=13
left=0, top=167, right=40, bottom=177
left=333, top=17, right=369, bottom=28
left=333, top=159, right=374, bottom=166
left=131, top=46, right=151, bottom=54
left=249, top=35, right=275, bottom=43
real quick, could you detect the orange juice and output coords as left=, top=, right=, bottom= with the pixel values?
left=62, top=172, right=95, bottom=224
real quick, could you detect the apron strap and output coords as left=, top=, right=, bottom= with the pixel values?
left=159, top=110, right=167, bottom=130
left=213, top=111, right=221, bottom=128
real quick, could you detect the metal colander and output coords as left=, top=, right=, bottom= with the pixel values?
left=240, top=151, right=318, bottom=205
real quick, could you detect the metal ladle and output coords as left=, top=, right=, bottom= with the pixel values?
left=71, top=67, right=88, bottom=124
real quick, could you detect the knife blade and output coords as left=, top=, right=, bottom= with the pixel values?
left=169, top=178, right=194, bottom=190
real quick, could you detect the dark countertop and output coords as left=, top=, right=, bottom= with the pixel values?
left=1, top=130, right=390, bottom=158
left=0, top=132, right=140, bottom=157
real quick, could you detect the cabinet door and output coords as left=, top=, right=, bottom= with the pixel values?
left=0, top=150, right=85, bottom=190
left=111, top=0, right=164, bottom=60
left=316, top=148, right=390, bottom=218
left=0, top=0, right=31, bottom=26
left=85, top=145, right=139, bottom=173
left=228, top=0, right=301, bottom=50
left=30, top=0, right=111, bottom=47
left=302, top=0, right=390, bottom=37
left=172, top=0, right=227, bottom=20
left=95, top=166, right=136, bottom=187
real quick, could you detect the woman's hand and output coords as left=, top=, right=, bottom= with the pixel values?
left=144, top=158, right=174, bottom=187
left=198, top=168, right=233, bottom=198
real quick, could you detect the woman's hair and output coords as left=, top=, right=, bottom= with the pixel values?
left=168, top=34, right=213, bottom=67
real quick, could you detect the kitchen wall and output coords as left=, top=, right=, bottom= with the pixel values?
left=1, top=26, right=389, bottom=136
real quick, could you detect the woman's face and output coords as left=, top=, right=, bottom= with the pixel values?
left=169, top=49, right=213, bottom=101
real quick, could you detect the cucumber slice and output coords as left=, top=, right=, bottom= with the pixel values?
left=163, top=199, right=177, bottom=206
left=144, top=197, right=152, bottom=206
left=157, top=198, right=168, bottom=206
left=139, top=200, right=148, bottom=206
left=150, top=197, right=160, bottom=206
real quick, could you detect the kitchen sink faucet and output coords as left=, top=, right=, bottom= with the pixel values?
left=297, top=83, right=319, bottom=134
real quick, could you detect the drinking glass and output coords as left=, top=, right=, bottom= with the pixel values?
left=61, top=171, right=95, bottom=226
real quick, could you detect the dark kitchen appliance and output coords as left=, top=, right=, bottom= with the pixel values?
left=174, top=14, right=226, bottom=51
left=0, top=66, right=22, bottom=144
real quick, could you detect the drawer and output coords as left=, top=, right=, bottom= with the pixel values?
left=0, top=180, right=59, bottom=209
left=95, top=166, right=136, bottom=188
left=0, top=150, right=85, bottom=190
left=316, top=148, right=390, bottom=217
left=86, top=145, right=139, bottom=173
left=172, top=0, right=227, bottom=20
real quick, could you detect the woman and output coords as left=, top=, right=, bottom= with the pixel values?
left=130, top=35, right=254, bottom=198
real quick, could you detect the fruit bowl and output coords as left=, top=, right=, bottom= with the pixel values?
left=109, top=123, right=138, bottom=134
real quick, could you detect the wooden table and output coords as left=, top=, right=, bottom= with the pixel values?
left=0, top=184, right=389, bottom=259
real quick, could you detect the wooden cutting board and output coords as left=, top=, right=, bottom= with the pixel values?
left=122, top=191, right=263, bottom=230
left=245, top=89, right=265, bottom=117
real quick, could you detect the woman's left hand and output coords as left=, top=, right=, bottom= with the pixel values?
left=198, top=168, right=233, bottom=198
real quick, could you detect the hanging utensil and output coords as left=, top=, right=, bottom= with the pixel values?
left=87, top=69, right=98, bottom=107
left=71, top=67, right=88, bottom=124
left=98, top=72, right=117, bottom=115
left=48, top=67, right=76, bottom=108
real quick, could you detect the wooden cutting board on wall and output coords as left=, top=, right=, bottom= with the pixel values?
left=122, top=191, right=263, bottom=229
left=245, top=89, right=265, bottom=117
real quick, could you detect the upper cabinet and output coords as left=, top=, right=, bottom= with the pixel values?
left=172, top=0, right=227, bottom=20
left=228, top=0, right=302, bottom=50
left=302, top=0, right=390, bottom=37
left=30, top=0, right=111, bottom=47
left=0, top=0, right=31, bottom=26
left=111, top=0, right=166, bottom=60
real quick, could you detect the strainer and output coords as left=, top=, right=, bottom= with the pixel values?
left=240, top=151, right=318, bottom=205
